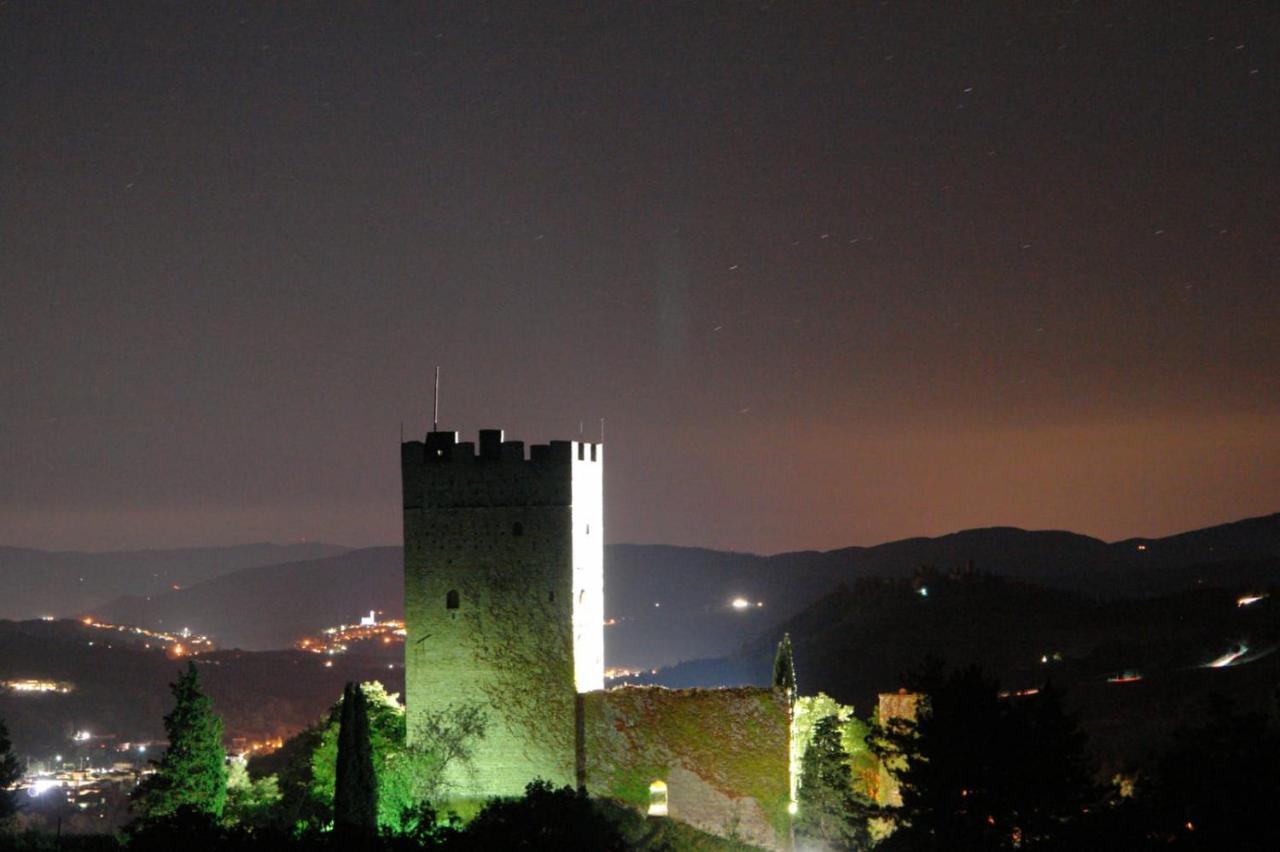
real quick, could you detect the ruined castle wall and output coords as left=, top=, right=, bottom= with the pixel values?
left=582, top=686, right=792, bottom=850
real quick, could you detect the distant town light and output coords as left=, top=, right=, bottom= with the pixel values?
left=731, top=598, right=750, bottom=610
left=29, top=779, right=59, bottom=797
left=1237, top=594, right=1266, bottom=607
left=1107, top=671, right=1143, bottom=684
left=1206, top=644, right=1248, bottom=668
left=72, top=730, right=91, bottom=742
left=918, top=586, right=929, bottom=597
left=2, top=679, right=73, bottom=694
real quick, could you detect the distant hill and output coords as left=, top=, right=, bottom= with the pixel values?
left=0, top=618, right=400, bottom=756
left=45, top=512, right=1280, bottom=664
left=95, top=547, right=402, bottom=651
left=0, top=542, right=349, bottom=620
left=642, top=572, right=1280, bottom=772
left=603, top=513, right=1280, bottom=668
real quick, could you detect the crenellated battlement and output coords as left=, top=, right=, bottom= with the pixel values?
left=402, top=429, right=602, bottom=510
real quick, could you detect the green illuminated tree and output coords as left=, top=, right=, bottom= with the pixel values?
left=222, top=759, right=281, bottom=830
left=384, top=701, right=488, bottom=818
left=259, top=681, right=486, bottom=831
left=797, top=714, right=874, bottom=850
left=133, top=661, right=228, bottom=820
left=334, top=681, right=378, bottom=840
left=773, top=632, right=797, bottom=696
left=0, top=717, right=21, bottom=824
left=308, top=681, right=404, bottom=828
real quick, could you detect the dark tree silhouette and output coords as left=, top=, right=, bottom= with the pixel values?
left=461, top=780, right=627, bottom=852
left=133, top=661, right=228, bottom=820
left=773, top=632, right=797, bottom=696
left=0, top=717, right=21, bottom=823
left=797, top=713, right=873, bottom=849
left=334, top=681, right=378, bottom=841
left=1148, top=695, right=1280, bottom=851
left=874, top=663, right=1094, bottom=851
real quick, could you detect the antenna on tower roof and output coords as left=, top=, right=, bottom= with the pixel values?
left=433, top=366, right=440, bottom=433
left=600, top=418, right=605, bottom=444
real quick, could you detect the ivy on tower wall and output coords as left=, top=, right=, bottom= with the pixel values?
left=581, top=686, right=791, bottom=850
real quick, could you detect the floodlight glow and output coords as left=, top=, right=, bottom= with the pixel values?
left=731, top=597, right=750, bottom=610
left=571, top=449, right=605, bottom=692
left=72, top=730, right=91, bottom=742
left=1237, top=594, right=1266, bottom=607
left=29, top=779, right=59, bottom=797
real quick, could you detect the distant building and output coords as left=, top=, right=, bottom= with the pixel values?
left=873, top=689, right=921, bottom=808
left=402, top=429, right=790, bottom=848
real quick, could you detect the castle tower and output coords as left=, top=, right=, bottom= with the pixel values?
left=401, top=429, right=604, bottom=797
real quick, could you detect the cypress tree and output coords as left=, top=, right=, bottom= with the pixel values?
left=134, top=661, right=228, bottom=819
left=334, top=682, right=378, bottom=839
left=773, top=632, right=797, bottom=696
left=0, top=717, right=22, bottom=823
left=797, top=714, right=871, bottom=849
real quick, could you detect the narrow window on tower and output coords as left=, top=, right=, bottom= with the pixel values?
left=446, top=590, right=459, bottom=610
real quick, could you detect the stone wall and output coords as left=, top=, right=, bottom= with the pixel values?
left=582, top=686, right=792, bottom=850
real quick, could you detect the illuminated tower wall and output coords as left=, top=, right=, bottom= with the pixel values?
left=401, top=429, right=604, bottom=797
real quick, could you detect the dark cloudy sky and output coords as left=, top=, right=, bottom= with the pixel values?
left=2, top=2, right=1277, bottom=553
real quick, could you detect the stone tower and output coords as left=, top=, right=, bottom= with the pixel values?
left=401, top=429, right=604, bottom=797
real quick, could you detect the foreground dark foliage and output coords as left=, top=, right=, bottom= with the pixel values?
left=0, top=719, right=21, bottom=825
left=872, top=663, right=1096, bottom=851
left=1, top=781, right=691, bottom=851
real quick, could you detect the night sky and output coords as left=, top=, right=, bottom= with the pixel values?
left=2, top=3, right=1277, bottom=553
